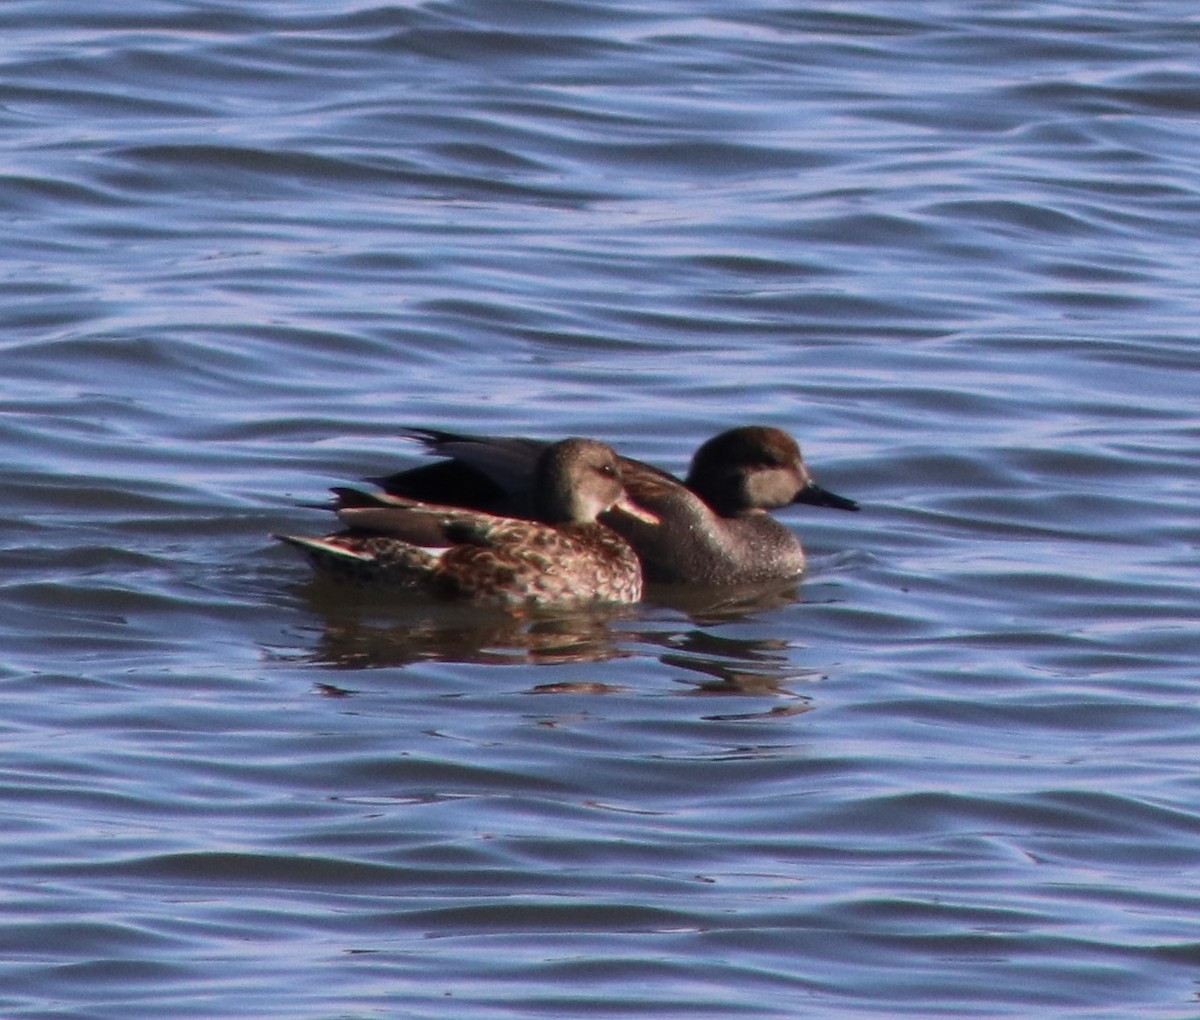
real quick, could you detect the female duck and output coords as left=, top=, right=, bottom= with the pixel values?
left=276, top=438, right=656, bottom=606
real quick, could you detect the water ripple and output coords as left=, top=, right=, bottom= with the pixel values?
left=3, top=1, right=1200, bottom=1017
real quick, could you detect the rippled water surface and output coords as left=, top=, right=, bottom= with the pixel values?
left=3, top=1, right=1199, bottom=1016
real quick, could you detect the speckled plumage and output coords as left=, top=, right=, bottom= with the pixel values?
left=372, top=426, right=859, bottom=586
left=276, top=438, right=650, bottom=606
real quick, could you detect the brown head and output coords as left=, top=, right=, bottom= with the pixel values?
left=533, top=438, right=658, bottom=526
left=686, top=426, right=859, bottom=517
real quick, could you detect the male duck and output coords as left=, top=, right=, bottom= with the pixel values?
left=372, top=426, right=858, bottom=586
left=276, top=438, right=656, bottom=606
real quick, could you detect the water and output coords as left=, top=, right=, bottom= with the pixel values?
left=2, top=1, right=1199, bottom=1016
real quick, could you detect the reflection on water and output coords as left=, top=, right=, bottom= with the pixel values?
left=289, top=580, right=637, bottom=667
left=7, top=0, right=1198, bottom=1014
left=645, top=578, right=804, bottom=622
left=287, top=574, right=822, bottom=698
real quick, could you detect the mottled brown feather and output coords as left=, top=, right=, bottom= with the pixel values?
left=276, top=438, right=647, bottom=606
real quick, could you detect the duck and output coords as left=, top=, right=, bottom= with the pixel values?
left=371, top=425, right=859, bottom=586
left=275, top=438, right=656, bottom=606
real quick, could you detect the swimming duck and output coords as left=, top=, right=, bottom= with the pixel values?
left=275, top=438, right=655, bottom=606
left=372, top=426, right=858, bottom=586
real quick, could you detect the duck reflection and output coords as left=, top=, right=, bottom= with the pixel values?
left=293, top=579, right=634, bottom=667
left=289, top=575, right=820, bottom=700
left=645, top=578, right=802, bottom=621
left=634, top=614, right=820, bottom=698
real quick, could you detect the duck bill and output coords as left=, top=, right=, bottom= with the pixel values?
left=610, top=494, right=660, bottom=525
left=793, top=481, right=859, bottom=512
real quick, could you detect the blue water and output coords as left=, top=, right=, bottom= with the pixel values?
left=3, top=2, right=1199, bottom=1016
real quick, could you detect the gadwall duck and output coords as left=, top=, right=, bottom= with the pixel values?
left=276, top=438, right=655, bottom=606
left=372, top=426, right=858, bottom=586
